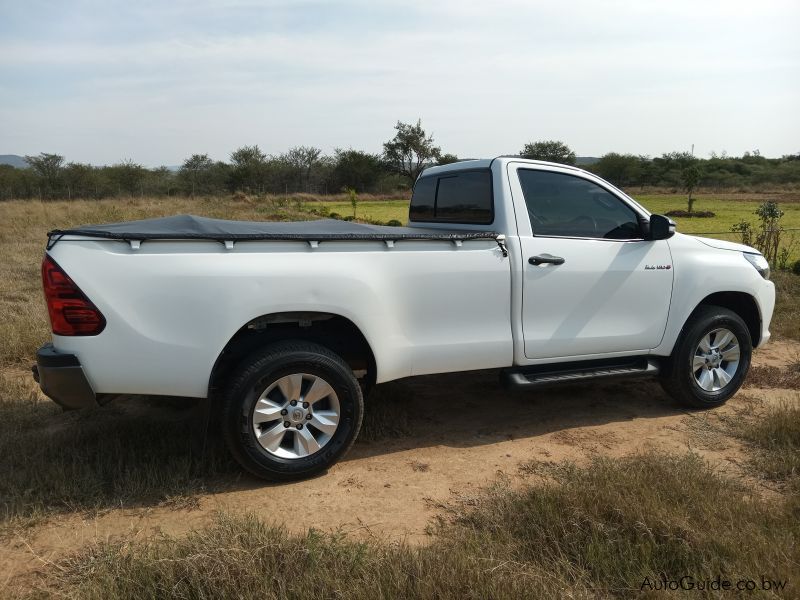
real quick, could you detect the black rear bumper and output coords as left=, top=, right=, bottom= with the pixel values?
left=33, top=343, right=96, bottom=410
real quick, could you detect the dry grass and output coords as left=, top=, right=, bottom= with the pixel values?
left=746, top=363, right=800, bottom=390
left=772, top=271, right=800, bottom=342
left=735, top=400, right=800, bottom=484
left=41, top=453, right=797, bottom=599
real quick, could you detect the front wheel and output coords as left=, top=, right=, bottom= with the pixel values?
left=222, top=341, right=363, bottom=480
left=660, top=305, right=752, bottom=409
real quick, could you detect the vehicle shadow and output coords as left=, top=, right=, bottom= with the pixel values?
left=346, top=369, right=685, bottom=462
left=0, top=370, right=686, bottom=523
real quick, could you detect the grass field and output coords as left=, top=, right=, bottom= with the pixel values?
left=1, top=194, right=799, bottom=597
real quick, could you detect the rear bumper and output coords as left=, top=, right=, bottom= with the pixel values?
left=32, top=343, right=97, bottom=410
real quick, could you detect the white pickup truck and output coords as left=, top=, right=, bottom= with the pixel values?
left=34, top=158, right=775, bottom=480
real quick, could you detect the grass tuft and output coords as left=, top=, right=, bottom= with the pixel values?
left=746, top=363, right=800, bottom=389
left=735, top=400, right=800, bottom=483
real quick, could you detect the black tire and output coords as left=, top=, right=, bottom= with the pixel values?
left=660, top=305, right=752, bottom=409
left=221, top=340, right=363, bottom=480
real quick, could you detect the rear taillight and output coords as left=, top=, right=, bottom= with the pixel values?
left=41, top=255, right=106, bottom=336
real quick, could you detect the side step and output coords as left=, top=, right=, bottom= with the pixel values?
left=502, top=357, right=660, bottom=390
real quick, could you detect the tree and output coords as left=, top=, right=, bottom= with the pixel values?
left=106, top=159, right=146, bottom=196
left=519, top=140, right=576, bottom=165
left=660, top=151, right=696, bottom=170
left=437, top=153, right=460, bottom=166
left=284, top=146, right=322, bottom=192
left=383, top=119, right=441, bottom=181
left=180, top=153, right=214, bottom=197
left=229, top=145, right=267, bottom=192
left=62, top=162, right=96, bottom=199
left=682, top=164, right=700, bottom=213
left=330, top=149, right=384, bottom=192
left=591, top=152, right=642, bottom=187
left=652, top=151, right=696, bottom=188
left=25, top=152, right=64, bottom=196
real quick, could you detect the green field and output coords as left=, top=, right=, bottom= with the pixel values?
left=302, top=200, right=409, bottom=223
left=313, top=193, right=800, bottom=262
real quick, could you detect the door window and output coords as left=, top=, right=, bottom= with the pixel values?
left=517, top=170, right=642, bottom=239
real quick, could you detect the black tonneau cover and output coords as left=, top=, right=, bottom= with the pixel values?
left=48, top=214, right=502, bottom=249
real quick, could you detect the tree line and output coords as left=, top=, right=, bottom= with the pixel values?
left=1, top=121, right=798, bottom=200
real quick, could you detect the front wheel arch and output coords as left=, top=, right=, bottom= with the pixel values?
left=691, top=292, right=761, bottom=347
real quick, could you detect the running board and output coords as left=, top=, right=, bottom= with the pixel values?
left=502, top=358, right=660, bottom=390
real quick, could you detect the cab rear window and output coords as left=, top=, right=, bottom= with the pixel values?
left=410, top=169, right=493, bottom=224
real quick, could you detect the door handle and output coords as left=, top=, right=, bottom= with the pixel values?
left=529, top=253, right=565, bottom=266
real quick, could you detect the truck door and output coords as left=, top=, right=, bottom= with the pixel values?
left=508, top=163, right=673, bottom=360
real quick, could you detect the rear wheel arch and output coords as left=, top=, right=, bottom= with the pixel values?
left=208, top=312, right=377, bottom=399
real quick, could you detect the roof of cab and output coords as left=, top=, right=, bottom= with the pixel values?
left=420, top=156, right=586, bottom=178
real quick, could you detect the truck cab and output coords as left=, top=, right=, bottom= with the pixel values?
left=411, top=158, right=772, bottom=365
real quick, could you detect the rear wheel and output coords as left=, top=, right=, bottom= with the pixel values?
left=660, top=305, right=751, bottom=409
left=222, top=341, right=363, bottom=480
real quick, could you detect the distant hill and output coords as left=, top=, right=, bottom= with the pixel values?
left=575, top=156, right=600, bottom=166
left=0, top=155, right=28, bottom=168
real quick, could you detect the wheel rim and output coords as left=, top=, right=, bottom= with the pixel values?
left=692, top=328, right=741, bottom=392
left=251, top=373, right=340, bottom=459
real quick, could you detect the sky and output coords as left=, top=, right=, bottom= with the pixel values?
left=1, top=0, right=798, bottom=166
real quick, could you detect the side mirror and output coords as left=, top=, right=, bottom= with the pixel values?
left=646, top=214, right=676, bottom=241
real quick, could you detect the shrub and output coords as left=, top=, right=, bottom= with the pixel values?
left=386, top=219, right=403, bottom=227
left=793, top=259, right=800, bottom=276
left=345, top=187, right=358, bottom=218
left=328, top=212, right=341, bottom=220
left=730, top=200, right=791, bottom=266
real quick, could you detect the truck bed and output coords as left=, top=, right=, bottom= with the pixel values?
left=48, top=214, right=500, bottom=247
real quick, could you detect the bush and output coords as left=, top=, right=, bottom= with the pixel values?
left=386, top=219, right=403, bottom=227
left=792, top=259, right=800, bottom=276
left=328, top=212, right=341, bottom=220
